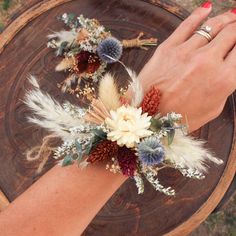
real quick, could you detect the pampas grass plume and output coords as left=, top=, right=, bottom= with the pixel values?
left=25, top=76, right=86, bottom=140
left=164, top=131, right=223, bottom=172
left=98, top=73, right=121, bottom=111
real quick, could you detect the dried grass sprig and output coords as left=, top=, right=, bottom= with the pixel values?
left=98, top=73, right=121, bottom=111
left=55, top=57, right=76, bottom=72
left=84, top=99, right=111, bottom=125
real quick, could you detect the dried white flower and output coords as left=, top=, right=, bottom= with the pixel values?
left=105, top=106, right=152, bottom=148
left=174, top=164, right=205, bottom=180
left=144, top=170, right=175, bottom=196
left=134, top=174, right=145, bottom=194
left=105, top=158, right=121, bottom=174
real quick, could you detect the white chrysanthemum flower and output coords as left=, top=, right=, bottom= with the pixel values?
left=105, top=106, right=152, bottom=148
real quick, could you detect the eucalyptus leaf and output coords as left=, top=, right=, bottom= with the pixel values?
left=150, top=118, right=163, bottom=132
left=84, top=141, right=93, bottom=155
left=65, top=13, right=76, bottom=27
left=91, top=129, right=107, bottom=148
left=58, top=41, right=68, bottom=56
left=92, top=129, right=107, bottom=139
left=74, top=140, right=83, bottom=160
left=167, top=129, right=175, bottom=145
left=74, top=20, right=79, bottom=28
left=163, top=120, right=173, bottom=128
left=67, top=13, right=75, bottom=21
left=69, top=47, right=80, bottom=55
left=62, top=155, right=74, bottom=166
left=75, top=140, right=82, bottom=152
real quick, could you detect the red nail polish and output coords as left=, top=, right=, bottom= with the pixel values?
left=201, top=1, right=212, bottom=8
left=231, top=9, right=236, bottom=14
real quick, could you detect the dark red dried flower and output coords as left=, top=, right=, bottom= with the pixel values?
left=141, top=85, right=161, bottom=116
left=117, top=147, right=137, bottom=177
left=75, top=51, right=101, bottom=74
left=87, top=140, right=119, bottom=163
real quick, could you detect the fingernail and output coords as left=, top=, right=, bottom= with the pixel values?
left=201, top=1, right=212, bottom=8
left=231, top=9, right=236, bottom=14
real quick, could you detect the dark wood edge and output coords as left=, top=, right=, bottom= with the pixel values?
left=0, top=0, right=74, bottom=54
left=214, top=175, right=236, bottom=212
left=142, top=0, right=190, bottom=20
left=0, top=0, right=235, bottom=235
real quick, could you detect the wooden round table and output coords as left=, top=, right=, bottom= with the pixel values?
left=0, top=0, right=235, bottom=235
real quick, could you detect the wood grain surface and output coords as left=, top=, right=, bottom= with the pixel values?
left=0, top=0, right=235, bottom=235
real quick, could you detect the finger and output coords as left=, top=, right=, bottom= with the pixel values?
left=225, top=44, right=236, bottom=66
left=165, top=1, right=212, bottom=47
left=225, top=45, right=236, bottom=89
left=206, top=21, right=236, bottom=58
left=183, top=10, right=236, bottom=50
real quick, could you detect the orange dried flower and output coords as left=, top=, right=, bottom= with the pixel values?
left=141, top=85, right=161, bottom=116
left=87, top=140, right=119, bottom=163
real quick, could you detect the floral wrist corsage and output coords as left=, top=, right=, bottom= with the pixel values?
left=47, top=13, right=157, bottom=100
left=25, top=66, right=223, bottom=195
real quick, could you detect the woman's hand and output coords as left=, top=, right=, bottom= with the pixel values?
left=138, top=2, right=236, bottom=132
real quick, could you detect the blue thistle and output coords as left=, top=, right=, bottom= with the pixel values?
left=97, top=37, right=123, bottom=63
left=137, top=137, right=165, bottom=166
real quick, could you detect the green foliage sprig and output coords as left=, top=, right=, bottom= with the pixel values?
left=2, top=0, right=11, bottom=10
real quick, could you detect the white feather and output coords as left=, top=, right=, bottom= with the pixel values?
left=164, top=130, right=223, bottom=172
left=48, top=30, right=77, bottom=46
left=25, top=76, right=87, bottom=140
left=126, top=68, right=144, bottom=107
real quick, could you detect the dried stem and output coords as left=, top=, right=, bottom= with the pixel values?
left=122, top=32, right=157, bottom=50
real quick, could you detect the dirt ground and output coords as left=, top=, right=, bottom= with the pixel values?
left=0, top=0, right=235, bottom=235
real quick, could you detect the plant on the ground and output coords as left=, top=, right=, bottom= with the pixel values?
left=2, top=0, right=11, bottom=10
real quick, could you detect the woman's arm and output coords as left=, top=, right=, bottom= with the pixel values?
left=0, top=163, right=127, bottom=236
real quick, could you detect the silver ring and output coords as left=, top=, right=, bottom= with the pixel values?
left=194, top=30, right=212, bottom=42
left=200, top=25, right=212, bottom=34
left=194, top=25, right=213, bottom=42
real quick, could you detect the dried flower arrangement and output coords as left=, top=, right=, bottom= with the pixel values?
left=25, top=67, right=223, bottom=195
left=47, top=13, right=157, bottom=100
